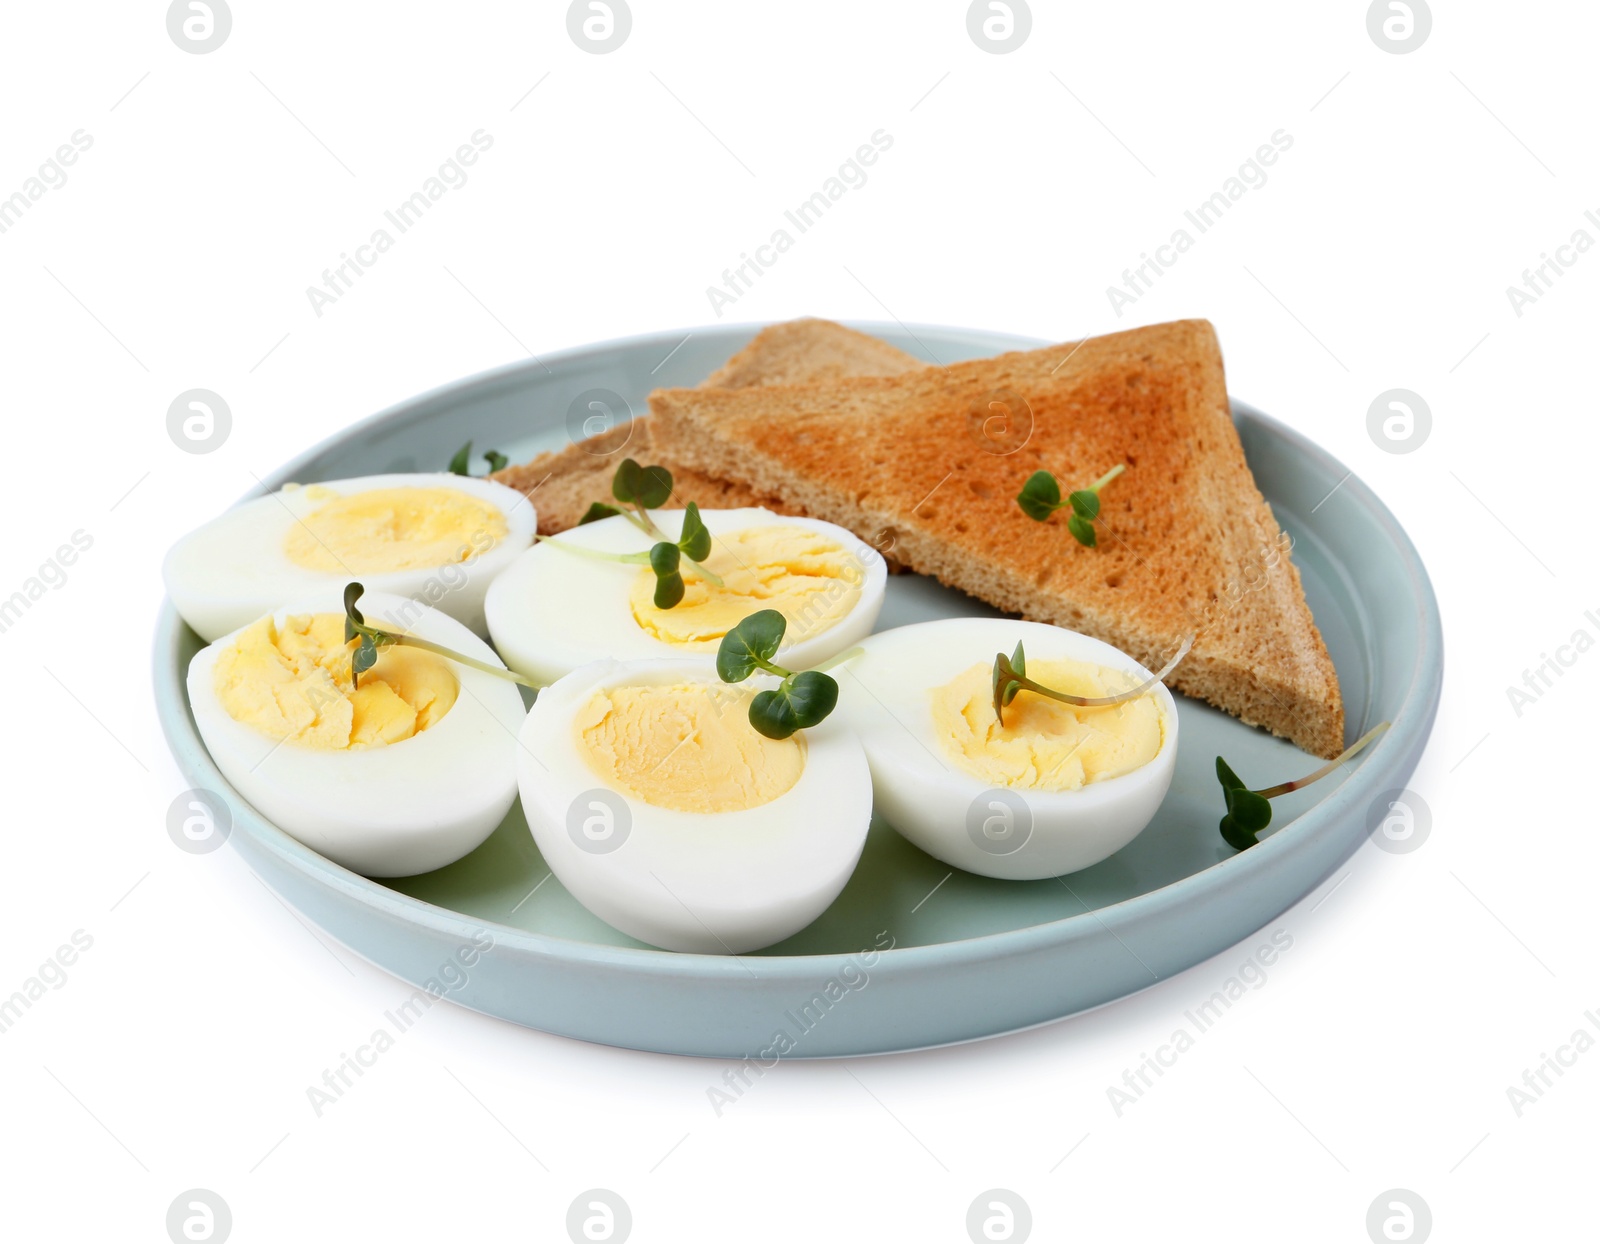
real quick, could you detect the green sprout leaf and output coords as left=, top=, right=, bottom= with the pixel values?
left=785, top=669, right=839, bottom=725
left=1216, top=722, right=1392, bottom=852
left=678, top=501, right=711, bottom=563
left=748, top=669, right=840, bottom=739
left=653, top=573, right=684, bottom=609
left=991, top=655, right=1010, bottom=713
left=338, top=581, right=536, bottom=690
left=1018, top=464, right=1125, bottom=547
left=749, top=688, right=800, bottom=739
left=1016, top=471, right=1061, bottom=521
left=547, top=501, right=720, bottom=610
left=1068, top=489, right=1100, bottom=521
left=715, top=610, right=839, bottom=738
left=579, top=501, right=622, bottom=525
left=649, top=542, right=680, bottom=576
left=992, top=641, right=1028, bottom=719
left=613, top=459, right=673, bottom=510
left=612, top=458, right=642, bottom=503
left=448, top=441, right=509, bottom=476
left=992, top=634, right=1194, bottom=726
left=716, top=609, right=786, bottom=683
left=351, top=634, right=379, bottom=685
left=648, top=542, right=683, bottom=609
left=1003, top=641, right=1025, bottom=705
left=586, top=463, right=722, bottom=606
left=343, top=581, right=366, bottom=641
left=748, top=668, right=844, bottom=735
left=1216, top=757, right=1274, bottom=850
left=636, top=467, right=673, bottom=509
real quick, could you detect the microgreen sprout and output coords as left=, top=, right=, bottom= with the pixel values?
left=448, top=441, right=509, bottom=476
left=579, top=502, right=622, bottom=525
left=715, top=609, right=839, bottom=740
left=1215, top=721, right=1391, bottom=851
left=609, top=458, right=675, bottom=537
left=341, top=582, right=536, bottom=690
left=1017, top=463, right=1126, bottom=547
left=541, top=460, right=723, bottom=606
left=991, top=634, right=1193, bottom=726
left=539, top=498, right=719, bottom=608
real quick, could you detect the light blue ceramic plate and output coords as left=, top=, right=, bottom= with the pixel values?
left=152, top=324, right=1442, bottom=1058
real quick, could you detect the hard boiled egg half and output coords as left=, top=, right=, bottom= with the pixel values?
left=164, top=473, right=535, bottom=642
left=834, top=618, right=1178, bottom=880
left=187, top=590, right=525, bottom=877
left=517, top=658, right=873, bottom=953
left=485, top=508, right=886, bottom=685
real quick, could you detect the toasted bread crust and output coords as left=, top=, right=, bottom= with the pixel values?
left=648, top=319, right=1345, bottom=757
left=490, top=319, right=922, bottom=535
left=489, top=419, right=798, bottom=533
left=703, top=318, right=927, bottom=388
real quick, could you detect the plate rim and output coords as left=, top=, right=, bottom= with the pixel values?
left=154, top=320, right=1444, bottom=981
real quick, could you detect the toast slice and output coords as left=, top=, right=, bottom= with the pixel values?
left=702, top=317, right=927, bottom=389
left=649, top=319, right=1345, bottom=757
left=488, top=418, right=783, bottom=535
left=491, top=319, right=924, bottom=534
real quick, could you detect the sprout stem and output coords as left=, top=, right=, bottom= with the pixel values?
left=752, top=655, right=793, bottom=679
left=812, top=645, right=864, bottom=674
left=629, top=505, right=667, bottom=541
left=366, top=633, right=536, bottom=687
left=1254, top=722, right=1390, bottom=799
left=535, top=535, right=651, bottom=565
left=540, top=525, right=724, bottom=587
left=345, top=629, right=537, bottom=689
left=995, top=634, right=1193, bottom=724
left=686, top=559, right=724, bottom=589
left=1091, top=463, right=1126, bottom=492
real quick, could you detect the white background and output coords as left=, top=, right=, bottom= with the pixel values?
left=1, top=1, right=1594, bottom=1240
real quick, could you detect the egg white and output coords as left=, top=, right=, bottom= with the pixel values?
left=517, top=658, right=873, bottom=953
left=485, top=507, right=887, bottom=686
left=163, top=473, right=536, bottom=642
left=186, top=590, right=526, bottom=878
left=833, top=618, right=1179, bottom=880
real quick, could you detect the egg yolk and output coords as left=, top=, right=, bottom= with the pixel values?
left=214, top=612, right=458, bottom=750
left=629, top=526, right=862, bottom=648
left=283, top=487, right=507, bottom=574
left=575, top=682, right=805, bottom=813
left=930, top=659, right=1162, bottom=791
